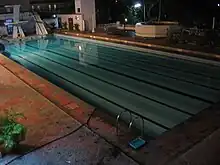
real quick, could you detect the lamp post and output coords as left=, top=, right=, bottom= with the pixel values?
left=124, top=18, right=128, bottom=31
left=143, top=0, right=146, bottom=22
left=158, top=0, right=162, bottom=21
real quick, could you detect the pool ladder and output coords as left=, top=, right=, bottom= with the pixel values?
left=116, top=110, right=145, bottom=137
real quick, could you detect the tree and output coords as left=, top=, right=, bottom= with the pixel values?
left=127, top=6, right=143, bottom=24
left=144, top=0, right=160, bottom=20
left=96, top=0, right=133, bottom=24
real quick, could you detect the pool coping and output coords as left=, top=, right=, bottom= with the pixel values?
left=1, top=40, right=220, bottom=164
left=56, top=32, right=220, bottom=63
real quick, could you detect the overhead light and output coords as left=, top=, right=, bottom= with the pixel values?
left=134, top=3, right=141, bottom=8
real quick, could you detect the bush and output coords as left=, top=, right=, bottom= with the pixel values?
left=74, top=23, right=80, bottom=31
left=62, top=22, right=68, bottom=29
left=0, top=111, right=26, bottom=154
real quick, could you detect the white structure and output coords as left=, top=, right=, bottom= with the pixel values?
left=0, top=0, right=96, bottom=37
left=135, top=22, right=179, bottom=38
left=74, top=0, right=96, bottom=31
left=4, top=5, right=26, bottom=39
left=0, top=5, right=48, bottom=38
left=12, top=5, right=25, bottom=38
left=58, top=0, right=96, bottom=32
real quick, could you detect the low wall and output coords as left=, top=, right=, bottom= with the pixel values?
left=135, top=24, right=176, bottom=38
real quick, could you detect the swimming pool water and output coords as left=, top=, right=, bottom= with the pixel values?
left=4, top=36, right=220, bottom=137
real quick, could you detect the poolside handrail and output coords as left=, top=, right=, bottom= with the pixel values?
left=116, top=110, right=132, bottom=136
left=128, top=115, right=145, bottom=137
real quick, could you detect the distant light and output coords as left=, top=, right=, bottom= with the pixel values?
left=79, top=45, right=82, bottom=51
left=75, top=16, right=80, bottom=20
left=52, top=14, right=56, bottom=18
left=125, top=18, right=128, bottom=22
left=218, top=3, right=220, bottom=7
left=134, top=3, right=141, bottom=8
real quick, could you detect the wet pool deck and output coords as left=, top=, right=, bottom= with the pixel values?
left=1, top=44, right=220, bottom=164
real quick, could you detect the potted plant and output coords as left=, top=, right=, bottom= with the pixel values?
left=0, top=111, right=26, bottom=157
left=63, top=22, right=68, bottom=30
left=74, top=23, right=80, bottom=31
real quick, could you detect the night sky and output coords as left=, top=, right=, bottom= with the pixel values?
left=3, top=0, right=218, bottom=26
left=96, top=0, right=220, bottom=26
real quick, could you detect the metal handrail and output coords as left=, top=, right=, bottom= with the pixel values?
left=128, top=115, right=145, bottom=137
left=116, top=110, right=132, bottom=136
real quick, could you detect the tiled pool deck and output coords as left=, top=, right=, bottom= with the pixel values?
left=1, top=37, right=220, bottom=164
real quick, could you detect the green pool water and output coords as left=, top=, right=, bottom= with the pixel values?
left=4, top=35, right=220, bottom=137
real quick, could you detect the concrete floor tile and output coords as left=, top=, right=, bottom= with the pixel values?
left=9, top=126, right=138, bottom=165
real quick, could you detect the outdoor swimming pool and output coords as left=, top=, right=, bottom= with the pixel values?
left=4, top=35, right=220, bottom=137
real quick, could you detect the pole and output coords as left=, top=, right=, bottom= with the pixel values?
left=143, top=0, right=146, bottom=22
left=158, top=0, right=161, bottom=21
left=212, top=17, right=215, bottom=30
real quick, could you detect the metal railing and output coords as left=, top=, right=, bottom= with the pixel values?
left=128, top=116, right=145, bottom=137
left=116, top=110, right=132, bottom=136
left=116, top=110, right=145, bottom=138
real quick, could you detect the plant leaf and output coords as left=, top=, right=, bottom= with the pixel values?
left=4, top=139, right=16, bottom=152
left=12, top=124, right=25, bottom=135
left=0, top=136, right=4, bottom=144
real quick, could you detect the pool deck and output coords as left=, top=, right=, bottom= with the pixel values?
left=1, top=45, right=220, bottom=164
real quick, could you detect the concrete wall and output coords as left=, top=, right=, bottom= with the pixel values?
left=75, top=0, right=96, bottom=31
left=135, top=25, right=178, bottom=38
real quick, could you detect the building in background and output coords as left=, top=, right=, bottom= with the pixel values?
left=0, top=0, right=30, bottom=13
left=0, top=0, right=96, bottom=33
left=74, top=0, right=96, bottom=31
left=30, top=0, right=74, bottom=15
left=31, top=0, right=96, bottom=31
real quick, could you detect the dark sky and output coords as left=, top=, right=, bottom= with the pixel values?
left=164, top=0, right=220, bottom=25
left=28, top=0, right=220, bottom=25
